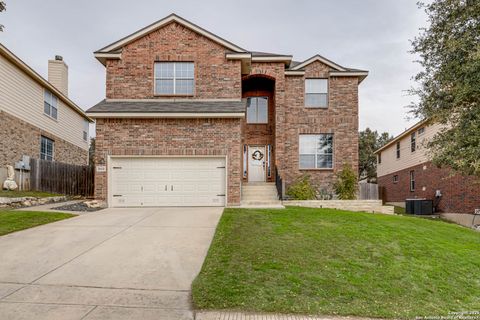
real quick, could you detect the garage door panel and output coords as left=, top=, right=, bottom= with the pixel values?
left=110, top=157, right=226, bottom=207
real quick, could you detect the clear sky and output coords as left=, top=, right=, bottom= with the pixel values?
left=0, top=0, right=428, bottom=137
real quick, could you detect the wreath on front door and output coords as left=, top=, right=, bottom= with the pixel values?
left=252, top=150, right=264, bottom=161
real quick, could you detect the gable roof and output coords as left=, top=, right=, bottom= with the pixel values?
left=374, top=119, right=430, bottom=154
left=0, top=43, right=93, bottom=122
left=289, top=54, right=348, bottom=71
left=95, top=14, right=245, bottom=58
left=93, top=14, right=368, bottom=82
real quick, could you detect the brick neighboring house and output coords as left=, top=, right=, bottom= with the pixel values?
left=86, top=14, right=368, bottom=207
left=0, top=43, right=92, bottom=174
left=375, top=120, right=480, bottom=219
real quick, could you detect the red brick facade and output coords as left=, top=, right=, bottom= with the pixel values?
left=93, top=20, right=362, bottom=205
left=106, top=22, right=241, bottom=100
left=0, top=110, right=88, bottom=166
left=279, top=61, right=359, bottom=192
left=95, top=118, right=242, bottom=205
left=378, top=162, right=480, bottom=213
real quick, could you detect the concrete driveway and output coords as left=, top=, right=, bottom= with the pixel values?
left=0, top=207, right=223, bottom=320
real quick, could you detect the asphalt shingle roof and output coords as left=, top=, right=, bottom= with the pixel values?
left=86, top=99, right=246, bottom=114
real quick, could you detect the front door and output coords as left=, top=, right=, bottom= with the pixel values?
left=248, top=146, right=266, bottom=182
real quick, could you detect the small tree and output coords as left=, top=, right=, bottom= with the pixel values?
left=359, top=128, right=392, bottom=182
left=88, top=137, right=96, bottom=166
left=0, top=1, right=5, bottom=32
left=286, top=175, right=317, bottom=200
left=333, top=164, right=358, bottom=200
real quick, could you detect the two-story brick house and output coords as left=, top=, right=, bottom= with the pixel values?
left=87, top=14, right=368, bottom=207
left=375, top=120, right=480, bottom=223
left=0, top=43, right=92, bottom=171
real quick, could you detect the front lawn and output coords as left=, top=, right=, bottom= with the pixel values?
left=0, top=210, right=75, bottom=236
left=192, top=207, right=480, bottom=319
left=0, top=190, right=60, bottom=198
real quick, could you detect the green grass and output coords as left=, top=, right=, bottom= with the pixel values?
left=0, top=190, right=60, bottom=198
left=0, top=210, right=75, bottom=236
left=192, top=207, right=480, bottom=319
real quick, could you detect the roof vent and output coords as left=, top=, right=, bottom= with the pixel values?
left=55, top=55, right=63, bottom=61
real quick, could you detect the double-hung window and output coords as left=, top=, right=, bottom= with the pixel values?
left=299, top=134, right=334, bottom=169
left=410, top=170, right=415, bottom=191
left=305, top=79, right=328, bottom=108
left=40, top=136, right=54, bottom=161
left=154, top=62, right=194, bottom=95
left=44, top=90, right=58, bottom=119
left=396, top=142, right=401, bottom=159
left=246, top=97, right=268, bottom=124
left=411, top=132, right=416, bottom=152
left=83, top=120, right=89, bottom=141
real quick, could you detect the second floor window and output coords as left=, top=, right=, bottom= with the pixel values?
left=154, top=62, right=194, bottom=95
left=305, top=79, right=328, bottom=108
left=396, top=141, right=401, bottom=159
left=411, top=132, right=417, bottom=152
left=378, top=152, right=382, bottom=164
left=40, top=136, right=54, bottom=161
left=246, top=97, right=268, bottom=124
left=44, top=90, right=58, bottom=119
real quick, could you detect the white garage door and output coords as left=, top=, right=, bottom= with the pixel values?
left=109, top=157, right=226, bottom=207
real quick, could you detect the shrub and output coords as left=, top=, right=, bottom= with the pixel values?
left=333, top=164, right=358, bottom=200
left=286, top=175, right=317, bottom=200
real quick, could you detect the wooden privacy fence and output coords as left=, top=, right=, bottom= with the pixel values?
left=358, top=182, right=379, bottom=200
left=30, top=158, right=94, bottom=197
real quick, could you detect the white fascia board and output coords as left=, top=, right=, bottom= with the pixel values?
left=330, top=71, right=369, bottom=77
left=97, top=14, right=245, bottom=54
left=251, top=56, right=292, bottom=63
left=86, top=112, right=245, bottom=119
left=226, top=53, right=252, bottom=60
left=94, top=52, right=122, bottom=59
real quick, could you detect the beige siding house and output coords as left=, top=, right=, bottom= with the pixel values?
left=375, top=120, right=480, bottom=224
left=0, top=43, right=93, bottom=172
left=377, top=121, right=442, bottom=177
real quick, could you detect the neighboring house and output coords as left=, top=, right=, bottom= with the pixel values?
left=87, top=14, right=368, bottom=207
left=0, top=43, right=92, bottom=170
left=375, top=120, right=480, bottom=216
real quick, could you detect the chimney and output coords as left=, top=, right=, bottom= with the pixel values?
left=48, top=55, right=68, bottom=96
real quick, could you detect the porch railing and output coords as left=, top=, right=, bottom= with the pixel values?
left=275, top=166, right=285, bottom=200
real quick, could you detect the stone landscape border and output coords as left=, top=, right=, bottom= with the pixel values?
left=283, top=200, right=394, bottom=214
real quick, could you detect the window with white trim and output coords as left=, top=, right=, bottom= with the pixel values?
left=40, top=136, right=54, bottom=161
left=44, top=90, right=58, bottom=119
left=393, top=175, right=398, bottom=183
left=411, top=132, right=416, bottom=152
left=410, top=170, right=415, bottom=191
left=299, top=134, right=333, bottom=169
left=154, top=62, right=194, bottom=95
left=305, top=79, right=328, bottom=108
left=83, top=120, right=89, bottom=141
left=246, top=97, right=268, bottom=124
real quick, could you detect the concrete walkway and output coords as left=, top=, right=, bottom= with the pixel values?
left=0, top=207, right=223, bottom=319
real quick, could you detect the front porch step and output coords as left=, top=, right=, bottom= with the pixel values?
left=241, top=182, right=281, bottom=204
